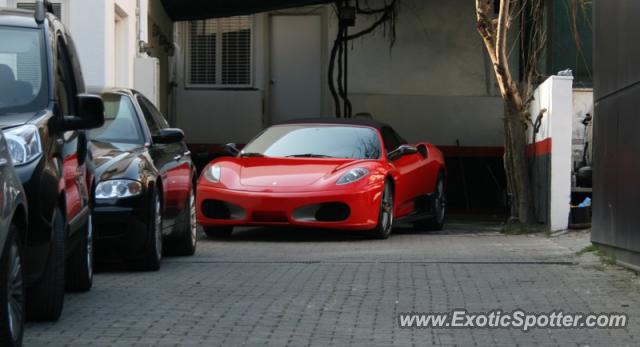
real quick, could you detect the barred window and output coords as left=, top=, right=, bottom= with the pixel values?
left=188, top=16, right=252, bottom=87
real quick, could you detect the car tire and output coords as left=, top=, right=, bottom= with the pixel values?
left=203, top=227, right=233, bottom=238
left=26, top=207, right=66, bottom=322
left=130, top=190, right=162, bottom=271
left=65, top=214, right=94, bottom=292
left=371, top=180, right=394, bottom=239
left=414, top=173, right=446, bottom=231
left=0, top=224, right=25, bottom=347
left=166, top=189, right=197, bottom=256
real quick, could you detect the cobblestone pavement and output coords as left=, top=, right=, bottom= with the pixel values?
left=25, top=222, right=640, bottom=346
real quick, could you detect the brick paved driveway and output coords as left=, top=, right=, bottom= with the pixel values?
left=25, top=222, right=640, bottom=346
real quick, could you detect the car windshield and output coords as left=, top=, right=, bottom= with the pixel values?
left=242, top=125, right=382, bottom=159
left=88, top=93, right=145, bottom=145
left=0, top=26, right=48, bottom=114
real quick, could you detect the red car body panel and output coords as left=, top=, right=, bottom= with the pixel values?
left=196, top=124, right=445, bottom=231
left=162, top=160, right=193, bottom=214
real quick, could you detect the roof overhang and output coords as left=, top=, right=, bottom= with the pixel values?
left=160, top=0, right=333, bottom=22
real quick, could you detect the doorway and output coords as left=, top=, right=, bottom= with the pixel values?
left=269, top=15, right=322, bottom=124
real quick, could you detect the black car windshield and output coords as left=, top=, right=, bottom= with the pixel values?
left=88, top=93, right=145, bottom=145
left=0, top=26, right=48, bottom=114
left=242, top=125, right=382, bottom=159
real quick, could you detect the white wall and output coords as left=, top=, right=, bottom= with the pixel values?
left=175, top=13, right=268, bottom=144
left=175, top=1, right=506, bottom=147
left=528, top=76, right=574, bottom=231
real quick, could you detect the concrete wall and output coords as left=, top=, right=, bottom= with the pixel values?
left=174, top=0, right=507, bottom=147
left=528, top=76, right=574, bottom=231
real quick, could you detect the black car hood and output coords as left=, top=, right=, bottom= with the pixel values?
left=90, top=141, right=149, bottom=182
left=0, top=111, right=39, bottom=130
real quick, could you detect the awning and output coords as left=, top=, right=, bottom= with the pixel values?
left=160, top=0, right=333, bottom=21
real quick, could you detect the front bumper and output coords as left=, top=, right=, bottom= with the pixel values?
left=92, top=194, right=149, bottom=260
left=196, top=184, right=383, bottom=230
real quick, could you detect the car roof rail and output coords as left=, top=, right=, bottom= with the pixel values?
left=34, top=0, right=54, bottom=24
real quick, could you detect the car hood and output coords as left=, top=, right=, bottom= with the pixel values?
left=229, top=157, right=363, bottom=187
left=0, top=111, right=39, bottom=130
left=89, top=141, right=148, bottom=181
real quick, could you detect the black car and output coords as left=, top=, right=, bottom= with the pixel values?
left=0, top=3, right=104, bottom=321
left=0, top=132, right=28, bottom=347
left=88, top=88, right=197, bottom=271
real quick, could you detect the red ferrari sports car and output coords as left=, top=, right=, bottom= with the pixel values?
left=196, top=118, right=446, bottom=239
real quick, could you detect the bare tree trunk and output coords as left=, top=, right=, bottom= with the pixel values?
left=476, top=0, right=536, bottom=225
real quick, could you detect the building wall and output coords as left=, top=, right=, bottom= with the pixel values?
left=147, top=0, right=173, bottom=116
left=528, top=76, right=574, bottom=231
left=2, top=0, right=147, bottom=89
left=592, top=0, right=640, bottom=270
left=174, top=0, right=506, bottom=147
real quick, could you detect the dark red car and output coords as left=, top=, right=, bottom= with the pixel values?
left=197, top=119, right=446, bottom=239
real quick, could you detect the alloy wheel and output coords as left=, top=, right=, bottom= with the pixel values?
left=86, top=215, right=94, bottom=281
left=189, top=190, right=197, bottom=246
left=434, top=179, right=446, bottom=223
left=380, top=183, right=394, bottom=233
left=7, top=239, right=24, bottom=341
left=154, top=195, right=163, bottom=261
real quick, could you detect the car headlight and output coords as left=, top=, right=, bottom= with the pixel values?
left=204, top=165, right=221, bottom=183
left=336, top=167, right=370, bottom=185
left=95, top=179, right=142, bottom=199
left=4, top=125, right=42, bottom=166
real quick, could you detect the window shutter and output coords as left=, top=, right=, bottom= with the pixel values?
left=189, top=20, right=217, bottom=85
left=188, top=16, right=252, bottom=87
left=221, top=16, right=252, bottom=85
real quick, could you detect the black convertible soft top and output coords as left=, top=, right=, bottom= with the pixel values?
left=276, top=118, right=391, bottom=130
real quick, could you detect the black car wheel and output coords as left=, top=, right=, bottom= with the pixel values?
left=166, top=188, right=198, bottom=256
left=414, top=173, right=446, bottom=231
left=0, top=224, right=25, bottom=347
left=66, top=214, right=94, bottom=292
left=27, top=207, right=66, bottom=321
left=371, top=180, right=394, bottom=239
left=203, top=226, right=234, bottom=238
left=131, top=190, right=162, bottom=271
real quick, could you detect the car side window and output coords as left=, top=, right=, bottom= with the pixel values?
left=136, top=95, right=162, bottom=136
left=141, top=96, right=169, bottom=128
left=381, top=127, right=401, bottom=152
left=55, top=36, right=77, bottom=117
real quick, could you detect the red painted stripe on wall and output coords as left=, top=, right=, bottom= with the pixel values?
left=527, top=138, right=552, bottom=156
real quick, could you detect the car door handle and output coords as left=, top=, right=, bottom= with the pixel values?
left=173, top=154, right=183, bottom=161
left=0, top=158, right=8, bottom=166
left=183, top=150, right=191, bottom=157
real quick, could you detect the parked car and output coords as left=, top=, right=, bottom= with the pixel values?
left=88, top=88, right=197, bottom=271
left=0, top=132, right=28, bottom=347
left=0, top=4, right=104, bottom=321
left=197, top=118, right=447, bottom=239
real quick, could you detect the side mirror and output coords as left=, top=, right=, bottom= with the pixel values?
left=387, top=144, right=418, bottom=161
left=152, top=128, right=185, bottom=144
left=224, top=143, right=240, bottom=156
left=59, top=94, right=105, bottom=131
